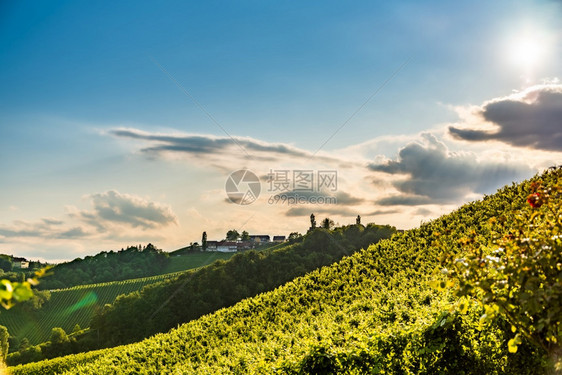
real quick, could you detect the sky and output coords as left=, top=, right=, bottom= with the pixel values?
left=0, top=0, right=561, bottom=262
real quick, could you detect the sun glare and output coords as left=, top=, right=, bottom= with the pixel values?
left=506, top=29, right=549, bottom=73
left=509, top=36, right=542, bottom=68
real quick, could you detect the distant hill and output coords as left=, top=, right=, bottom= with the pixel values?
left=0, top=273, right=180, bottom=346
left=11, top=170, right=559, bottom=374
left=36, top=244, right=169, bottom=290
left=7, top=223, right=395, bottom=366
left=90, top=223, right=395, bottom=348
left=0, top=252, right=235, bottom=348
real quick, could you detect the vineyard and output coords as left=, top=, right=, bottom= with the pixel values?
left=161, top=251, right=236, bottom=273
left=0, top=272, right=181, bottom=345
left=11, top=169, right=560, bottom=374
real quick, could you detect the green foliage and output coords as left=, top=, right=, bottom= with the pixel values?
left=201, top=231, right=208, bottom=250
left=0, top=256, right=13, bottom=273
left=288, top=232, right=303, bottom=243
left=37, top=245, right=169, bottom=290
left=226, top=229, right=240, bottom=241
left=0, top=272, right=179, bottom=346
left=11, top=170, right=561, bottom=374
left=440, top=171, right=562, bottom=364
left=162, top=251, right=235, bottom=273
left=0, top=325, right=8, bottom=361
left=49, top=328, right=68, bottom=345
left=0, top=267, right=48, bottom=315
left=309, top=213, right=316, bottom=232
left=18, top=338, right=29, bottom=351
left=321, top=217, right=335, bottom=230
left=89, top=224, right=395, bottom=349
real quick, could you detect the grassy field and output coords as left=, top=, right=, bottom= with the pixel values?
left=0, top=251, right=237, bottom=346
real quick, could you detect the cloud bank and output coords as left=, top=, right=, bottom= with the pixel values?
left=449, top=84, right=562, bottom=151
left=0, top=191, right=178, bottom=242
left=80, top=190, right=178, bottom=229
left=109, top=128, right=345, bottom=165
left=369, top=133, right=531, bottom=205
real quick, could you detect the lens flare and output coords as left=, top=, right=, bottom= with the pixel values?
left=65, top=292, right=98, bottom=314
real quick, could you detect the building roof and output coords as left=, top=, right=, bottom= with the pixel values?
left=217, top=241, right=238, bottom=246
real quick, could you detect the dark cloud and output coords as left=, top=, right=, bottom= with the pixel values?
left=367, top=209, right=400, bottom=215
left=42, top=218, right=63, bottom=225
left=376, top=195, right=433, bottom=206
left=111, top=129, right=312, bottom=160
left=0, top=191, right=178, bottom=241
left=0, top=227, right=43, bottom=238
left=414, top=208, right=433, bottom=216
left=284, top=206, right=359, bottom=217
left=0, top=220, right=90, bottom=239
left=335, top=191, right=365, bottom=205
left=82, top=190, right=178, bottom=229
left=369, top=133, right=530, bottom=205
left=449, top=85, right=562, bottom=151
left=57, top=227, right=89, bottom=239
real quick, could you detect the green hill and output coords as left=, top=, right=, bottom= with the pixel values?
left=0, top=273, right=180, bottom=346
left=0, top=251, right=236, bottom=348
left=11, top=170, right=561, bottom=374
left=89, top=224, right=394, bottom=348
left=161, top=251, right=236, bottom=273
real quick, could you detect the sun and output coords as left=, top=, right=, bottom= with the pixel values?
left=505, top=29, right=549, bottom=73
left=508, top=36, right=542, bottom=69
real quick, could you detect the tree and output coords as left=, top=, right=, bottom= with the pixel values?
left=18, top=337, right=30, bottom=352
left=72, top=324, right=82, bottom=334
left=226, top=230, right=239, bottom=241
left=321, top=218, right=334, bottom=230
left=0, top=325, right=8, bottom=361
left=202, top=232, right=208, bottom=251
left=50, top=327, right=69, bottom=345
left=241, top=231, right=250, bottom=241
left=0, top=256, right=12, bottom=272
left=356, top=215, right=361, bottom=225
left=309, top=214, right=316, bottom=232
left=288, top=232, right=303, bottom=243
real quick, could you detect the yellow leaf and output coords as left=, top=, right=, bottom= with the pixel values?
left=508, top=338, right=518, bottom=353
left=0, top=279, right=13, bottom=301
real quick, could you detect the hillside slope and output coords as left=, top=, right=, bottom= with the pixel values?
left=13, top=170, right=559, bottom=374
left=0, top=272, right=181, bottom=345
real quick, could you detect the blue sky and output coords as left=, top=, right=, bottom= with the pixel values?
left=1, top=0, right=561, bottom=261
